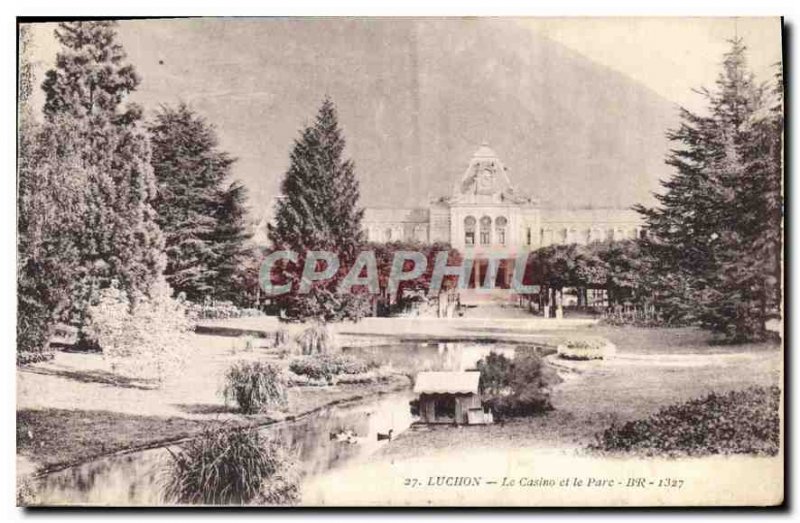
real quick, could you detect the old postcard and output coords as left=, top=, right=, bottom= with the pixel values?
left=16, top=16, right=784, bottom=507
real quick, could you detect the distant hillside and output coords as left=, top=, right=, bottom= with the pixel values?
left=118, top=18, right=679, bottom=215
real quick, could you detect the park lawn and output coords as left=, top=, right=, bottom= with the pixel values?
left=380, top=328, right=782, bottom=460
left=16, top=332, right=409, bottom=473
left=17, top=323, right=783, bottom=472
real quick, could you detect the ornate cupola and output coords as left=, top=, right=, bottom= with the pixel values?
left=452, top=142, right=534, bottom=205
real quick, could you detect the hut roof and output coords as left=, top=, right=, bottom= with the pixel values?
left=414, top=371, right=480, bottom=394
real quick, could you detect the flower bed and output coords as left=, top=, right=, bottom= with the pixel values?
left=590, top=386, right=781, bottom=457
left=557, top=337, right=616, bottom=360
left=287, top=353, right=388, bottom=386
left=286, top=367, right=396, bottom=387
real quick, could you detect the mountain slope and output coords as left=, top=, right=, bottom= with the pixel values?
left=118, top=18, right=679, bottom=212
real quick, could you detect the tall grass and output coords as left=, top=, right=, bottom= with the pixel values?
left=162, top=425, right=298, bottom=505
left=295, top=323, right=337, bottom=355
left=222, top=361, right=288, bottom=414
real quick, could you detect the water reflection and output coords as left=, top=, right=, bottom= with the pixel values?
left=32, top=341, right=538, bottom=506
left=343, top=341, right=520, bottom=374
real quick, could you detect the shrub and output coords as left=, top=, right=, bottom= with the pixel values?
left=17, top=476, right=38, bottom=506
left=16, top=350, right=55, bottom=366
left=295, top=323, right=338, bottom=355
left=475, top=351, right=514, bottom=395
left=17, top=289, right=55, bottom=355
left=557, top=337, right=616, bottom=361
left=475, top=349, right=561, bottom=420
left=186, top=301, right=264, bottom=320
left=591, top=386, right=781, bottom=457
left=288, top=353, right=379, bottom=383
left=83, top=279, right=193, bottom=383
left=483, top=390, right=552, bottom=419
left=222, top=361, right=288, bottom=414
left=163, top=425, right=298, bottom=505
left=273, top=328, right=290, bottom=347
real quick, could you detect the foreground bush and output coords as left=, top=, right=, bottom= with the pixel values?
left=16, top=350, right=55, bottom=366
left=288, top=353, right=380, bottom=383
left=84, top=280, right=193, bottom=383
left=295, top=323, right=338, bottom=355
left=591, top=386, right=781, bottom=457
left=476, top=349, right=561, bottom=420
left=557, top=337, right=616, bottom=361
left=163, top=426, right=298, bottom=505
left=222, top=361, right=288, bottom=414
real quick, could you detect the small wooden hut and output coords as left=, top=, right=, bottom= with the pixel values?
left=413, top=371, right=492, bottom=425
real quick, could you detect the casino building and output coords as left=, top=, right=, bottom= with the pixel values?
left=362, top=143, right=643, bottom=289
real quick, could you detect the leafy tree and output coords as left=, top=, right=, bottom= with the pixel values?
left=17, top=118, right=89, bottom=352
left=369, top=241, right=462, bottom=307
left=39, top=21, right=165, bottom=328
left=17, top=24, right=87, bottom=352
left=149, top=103, right=251, bottom=303
left=267, top=97, right=368, bottom=321
left=596, top=240, right=652, bottom=306
left=635, top=39, right=782, bottom=341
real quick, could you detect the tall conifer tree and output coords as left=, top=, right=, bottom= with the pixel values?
left=149, top=103, right=251, bottom=303
left=40, top=21, right=165, bottom=322
left=636, top=39, right=783, bottom=341
left=268, top=97, right=368, bottom=321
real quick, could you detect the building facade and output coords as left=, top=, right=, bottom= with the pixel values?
left=363, top=143, right=643, bottom=254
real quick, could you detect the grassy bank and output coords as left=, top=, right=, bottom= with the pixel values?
left=18, top=376, right=408, bottom=473
left=380, top=329, right=781, bottom=461
left=17, top=331, right=410, bottom=473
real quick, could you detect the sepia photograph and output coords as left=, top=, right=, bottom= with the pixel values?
left=15, top=15, right=784, bottom=508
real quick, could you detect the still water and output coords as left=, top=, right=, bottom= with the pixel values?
left=32, top=341, right=539, bottom=506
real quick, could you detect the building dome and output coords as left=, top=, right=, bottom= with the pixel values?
left=472, top=142, right=499, bottom=160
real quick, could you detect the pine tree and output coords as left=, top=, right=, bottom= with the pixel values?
left=636, top=39, right=782, bottom=341
left=268, top=97, right=368, bottom=321
left=149, top=103, right=251, bottom=303
left=40, top=21, right=165, bottom=324
left=209, top=180, right=253, bottom=303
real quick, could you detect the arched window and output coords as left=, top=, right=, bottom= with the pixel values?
left=480, top=216, right=492, bottom=245
left=384, top=228, right=393, bottom=241
left=495, top=216, right=508, bottom=245
left=464, top=216, right=476, bottom=246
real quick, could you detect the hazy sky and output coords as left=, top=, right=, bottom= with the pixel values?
left=520, top=17, right=782, bottom=113
left=24, top=17, right=783, bottom=211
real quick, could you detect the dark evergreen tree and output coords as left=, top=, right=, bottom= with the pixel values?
left=636, top=39, right=782, bottom=341
left=40, top=21, right=165, bottom=327
left=209, top=181, right=254, bottom=303
left=149, top=103, right=251, bottom=303
left=267, top=97, right=368, bottom=321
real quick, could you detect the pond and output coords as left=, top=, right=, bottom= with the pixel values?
left=32, top=340, right=549, bottom=506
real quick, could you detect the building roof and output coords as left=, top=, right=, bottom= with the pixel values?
left=414, top=371, right=480, bottom=394
left=363, top=207, right=429, bottom=223
left=540, top=207, right=642, bottom=225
